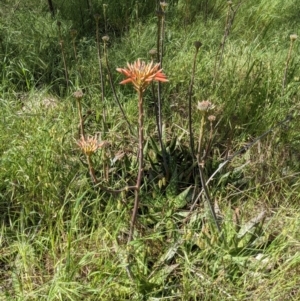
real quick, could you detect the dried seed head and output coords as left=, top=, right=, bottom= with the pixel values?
left=73, top=90, right=84, bottom=99
left=208, top=115, right=216, bottom=122
left=197, top=100, right=212, bottom=112
left=290, top=34, right=298, bottom=41
left=160, top=1, right=168, bottom=11
left=194, top=41, right=202, bottom=51
left=227, top=1, right=233, bottom=6
left=102, top=35, right=110, bottom=42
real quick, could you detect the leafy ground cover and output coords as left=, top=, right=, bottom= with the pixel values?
left=1, top=0, right=300, bottom=300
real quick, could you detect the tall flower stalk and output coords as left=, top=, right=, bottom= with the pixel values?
left=196, top=101, right=221, bottom=233
left=156, top=2, right=167, bottom=139
left=213, top=0, right=243, bottom=86
left=73, top=90, right=85, bottom=138
left=188, top=41, right=202, bottom=158
left=117, top=59, right=168, bottom=243
left=94, top=14, right=106, bottom=122
left=103, top=36, right=134, bottom=136
left=155, top=2, right=169, bottom=179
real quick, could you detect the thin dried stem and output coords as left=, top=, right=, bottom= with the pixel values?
left=73, top=90, right=85, bottom=138
left=77, top=98, right=85, bottom=138
left=95, top=15, right=106, bottom=121
left=188, top=42, right=202, bottom=158
left=104, top=41, right=134, bottom=136
left=156, top=8, right=165, bottom=139
left=196, top=113, right=221, bottom=233
left=213, top=0, right=243, bottom=86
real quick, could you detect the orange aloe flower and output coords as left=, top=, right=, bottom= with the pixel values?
left=116, top=59, right=168, bottom=92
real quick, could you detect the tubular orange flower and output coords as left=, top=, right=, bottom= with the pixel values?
left=116, top=59, right=168, bottom=92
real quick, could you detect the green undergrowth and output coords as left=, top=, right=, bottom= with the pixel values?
left=1, top=0, right=300, bottom=300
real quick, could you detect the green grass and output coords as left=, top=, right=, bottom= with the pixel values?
left=1, top=0, right=300, bottom=300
